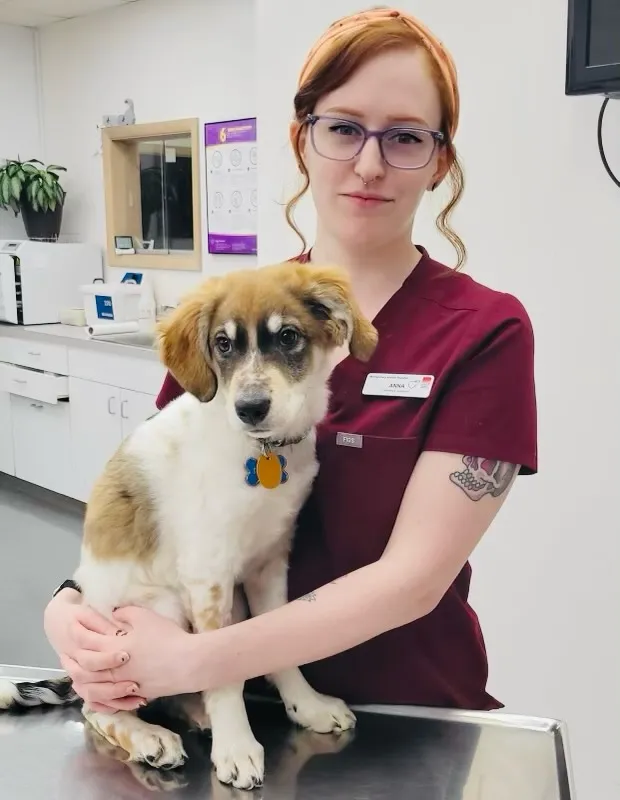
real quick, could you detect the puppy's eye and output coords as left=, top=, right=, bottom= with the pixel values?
left=279, top=327, right=300, bottom=349
left=214, top=334, right=232, bottom=355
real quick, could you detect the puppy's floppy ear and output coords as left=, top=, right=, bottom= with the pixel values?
left=300, top=265, right=378, bottom=361
left=156, top=279, right=221, bottom=402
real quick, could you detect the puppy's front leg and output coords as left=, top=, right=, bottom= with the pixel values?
left=244, top=556, right=356, bottom=734
left=186, top=579, right=264, bottom=790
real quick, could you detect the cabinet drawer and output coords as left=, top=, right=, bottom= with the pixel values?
left=0, top=336, right=68, bottom=374
left=11, top=394, right=74, bottom=497
left=0, top=363, right=69, bottom=404
left=69, top=347, right=166, bottom=395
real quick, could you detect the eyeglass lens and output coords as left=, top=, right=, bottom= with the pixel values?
left=310, top=117, right=437, bottom=169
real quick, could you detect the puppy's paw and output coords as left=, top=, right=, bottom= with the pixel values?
left=286, top=693, right=356, bottom=734
left=211, top=734, right=265, bottom=790
left=210, top=767, right=264, bottom=799
left=130, top=725, right=187, bottom=770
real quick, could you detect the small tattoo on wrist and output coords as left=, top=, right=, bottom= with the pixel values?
left=299, top=591, right=317, bottom=602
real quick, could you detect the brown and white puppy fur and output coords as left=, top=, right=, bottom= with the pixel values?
left=0, top=263, right=377, bottom=790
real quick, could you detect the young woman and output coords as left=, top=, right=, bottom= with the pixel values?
left=44, top=7, right=537, bottom=715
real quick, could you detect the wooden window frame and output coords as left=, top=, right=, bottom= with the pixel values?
left=102, top=117, right=202, bottom=271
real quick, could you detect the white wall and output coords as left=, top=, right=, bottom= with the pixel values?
left=257, top=1, right=620, bottom=799
left=36, top=0, right=256, bottom=307
left=0, top=24, right=42, bottom=239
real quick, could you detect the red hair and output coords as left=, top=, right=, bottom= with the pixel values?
left=286, top=16, right=466, bottom=269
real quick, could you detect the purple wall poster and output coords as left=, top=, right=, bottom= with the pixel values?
left=205, top=118, right=257, bottom=255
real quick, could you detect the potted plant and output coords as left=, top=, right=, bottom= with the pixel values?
left=0, top=158, right=67, bottom=241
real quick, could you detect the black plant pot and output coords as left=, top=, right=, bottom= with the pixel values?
left=21, top=201, right=64, bottom=242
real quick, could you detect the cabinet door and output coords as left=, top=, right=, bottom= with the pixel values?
left=69, top=378, right=122, bottom=503
left=0, top=391, right=15, bottom=475
left=120, top=389, right=158, bottom=439
left=11, top=395, right=73, bottom=496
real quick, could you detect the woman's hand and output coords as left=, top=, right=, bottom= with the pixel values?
left=43, top=590, right=146, bottom=713
left=103, top=606, right=202, bottom=702
left=54, top=604, right=204, bottom=711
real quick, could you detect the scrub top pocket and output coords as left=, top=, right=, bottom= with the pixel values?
left=311, top=432, right=422, bottom=573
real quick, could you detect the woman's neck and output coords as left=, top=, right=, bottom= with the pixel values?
left=308, top=231, right=421, bottom=295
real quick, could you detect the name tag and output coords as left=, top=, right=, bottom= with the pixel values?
left=336, top=431, right=363, bottom=448
left=362, top=372, right=435, bottom=399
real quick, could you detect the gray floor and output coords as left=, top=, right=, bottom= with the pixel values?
left=0, top=474, right=83, bottom=668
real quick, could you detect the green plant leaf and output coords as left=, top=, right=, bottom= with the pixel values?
left=0, top=174, right=10, bottom=206
left=0, top=157, right=66, bottom=213
left=10, top=176, right=22, bottom=201
left=28, top=181, right=39, bottom=210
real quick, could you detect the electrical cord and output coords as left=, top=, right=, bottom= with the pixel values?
left=597, top=96, right=620, bottom=189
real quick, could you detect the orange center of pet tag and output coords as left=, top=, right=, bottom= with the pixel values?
left=256, top=453, right=283, bottom=489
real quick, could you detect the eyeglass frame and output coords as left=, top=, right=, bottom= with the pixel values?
left=305, top=114, right=446, bottom=170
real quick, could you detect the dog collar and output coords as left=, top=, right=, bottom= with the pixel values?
left=257, top=432, right=309, bottom=454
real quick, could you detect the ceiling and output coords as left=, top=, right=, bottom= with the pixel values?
left=0, top=0, right=141, bottom=27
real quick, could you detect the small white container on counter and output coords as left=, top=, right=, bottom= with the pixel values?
left=81, top=281, right=142, bottom=328
left=59, top=307, right=87, bottom=326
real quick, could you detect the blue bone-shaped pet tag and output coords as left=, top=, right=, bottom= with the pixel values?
left=244, top=454, right=288, bottom=489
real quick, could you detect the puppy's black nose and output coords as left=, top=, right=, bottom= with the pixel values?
left=235, top=396, right=271, bottom=426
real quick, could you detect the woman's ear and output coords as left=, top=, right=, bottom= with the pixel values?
left=289, top=119, right=307, bottom=171
left=428, top=145, right=451, bottom=191
left=156, top=280, right=222, bottom=402
left=298, top=265, right=378, bottom=361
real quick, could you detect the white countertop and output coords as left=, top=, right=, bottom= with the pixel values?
left=0, top=322, right=161, bottom=360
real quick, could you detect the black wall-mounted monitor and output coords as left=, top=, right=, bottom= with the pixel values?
left=566, top=0, right=620, bottom=95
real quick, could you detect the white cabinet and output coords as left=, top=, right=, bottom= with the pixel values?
left=0, top=330, right=164, bottom=501
left=11, top=395, right=73, bottom=496
left=0, top=391, right=15, bottom=475
left=69, top=377, right=157, bottom=503
left=119, top=388, right=158, bottom=438
left=69, top=378, right=123, bottom=503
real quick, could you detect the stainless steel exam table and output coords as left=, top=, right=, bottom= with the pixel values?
left=0, top=664, right=574, bottom=799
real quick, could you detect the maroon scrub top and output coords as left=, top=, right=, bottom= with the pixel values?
left=156, top=247, right=537, bottom=710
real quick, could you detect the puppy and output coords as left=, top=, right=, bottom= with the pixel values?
left=0, top=262, right=378, bottom=790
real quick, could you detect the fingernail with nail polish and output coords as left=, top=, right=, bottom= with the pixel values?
left=130, top=684, right=139, bottom=693
left=119, top=652, right=129, bottom=663
left=115, top=629, right=127, bottom=637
